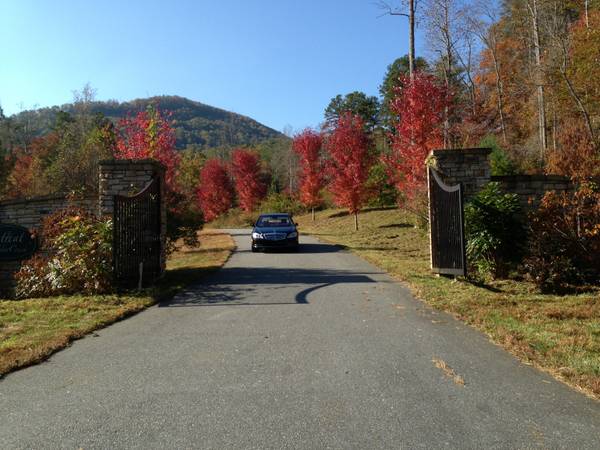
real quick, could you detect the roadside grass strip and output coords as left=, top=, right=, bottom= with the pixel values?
left=296, top=208, right=600, bottom=399
left=0, top=230, right=235, bottom=377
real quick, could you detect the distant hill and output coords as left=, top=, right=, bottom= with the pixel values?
left=10, top=95, right=284, bottom=149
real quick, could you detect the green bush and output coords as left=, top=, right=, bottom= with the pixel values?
left=207, top=208, right=256, bottom=228
left=366, top=163, right=398, bottom=208
left=465, top=182, right=524, bottom=279
left=15, top=208, right=113, bottom=298
left=258, top=192, right=305, bottom=216
left=480, top=135, right=517, bottom=176
left=524, top=183, right=600, bottom=292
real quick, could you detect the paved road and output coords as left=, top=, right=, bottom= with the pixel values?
left=1, top=230, right=599, bottom=449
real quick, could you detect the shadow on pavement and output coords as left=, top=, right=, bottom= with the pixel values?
left=235, top=243, right=343, bottom=254
left=160, top=267, right=380, bottom=307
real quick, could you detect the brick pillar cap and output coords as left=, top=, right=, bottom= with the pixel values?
left=99, top=159, right=166, bottom=172
left=428, top=147, right=492, bottom=158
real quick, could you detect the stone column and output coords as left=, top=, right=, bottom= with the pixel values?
left=99, top=159, right=167, bottom=274
left=427, top=148, right=492, bottom=200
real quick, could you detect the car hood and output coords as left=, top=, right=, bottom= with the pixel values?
left=253, top=227, right=296, bottom=234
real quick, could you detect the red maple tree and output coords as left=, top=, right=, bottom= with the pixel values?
left=197, top=158, right=235, bottom=222
left=384, top=72, right=447, bottom=200
left=324, top=113, right=374, bottom=231
left=292, top=129, right=324, bottom=221
left=230, top=148, right=267, bottom=212
left=115, top=106, right=180, bottom=191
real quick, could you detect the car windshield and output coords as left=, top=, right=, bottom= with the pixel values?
left=256, top=216, right=292, bottom=227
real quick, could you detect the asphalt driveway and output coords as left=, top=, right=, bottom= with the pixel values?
left=1, top=230, right=599, bottom=449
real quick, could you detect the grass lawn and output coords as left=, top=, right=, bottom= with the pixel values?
left=295, top=208, right=600, bottom=399
left=0, top=230, right=234, bottom=377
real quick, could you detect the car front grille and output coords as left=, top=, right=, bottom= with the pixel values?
left=263, top=233, right=287, bottom=241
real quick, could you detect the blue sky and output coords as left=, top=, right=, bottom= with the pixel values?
left=0, top=0, right=422, bottom=132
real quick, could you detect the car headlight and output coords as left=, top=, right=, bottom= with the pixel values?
left=252, top=232, right=262, bottom=239
left=287, top=231, right=298, bottom=238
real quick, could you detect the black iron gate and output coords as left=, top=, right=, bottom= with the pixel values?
left=113, top=177, right=162, bottom=288
left=428, top=166, right=466, bottom=277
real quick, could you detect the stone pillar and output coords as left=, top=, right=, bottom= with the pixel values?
left=428, top=148, right=492, bottom=200
left=98, top=160, right=165, bottom=216
left=99, top=159, right=167, bottom=274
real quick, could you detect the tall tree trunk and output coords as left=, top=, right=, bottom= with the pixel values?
left=442, top=0, right=452, bottom=148
left=311, top=207, right=315, bottom=222
left=558, top=41, right=595, bottom=143
left=354, top=212, right=359, bottom=231
left=491, top=49, right=508, bottom=144
left=409, top=0, right=416, bottom=78
left=552, top=106, right=557, bottom=152
left=585, top=0, right=589, bottom=29
left=529, top=0, right=548, bottom=161
left=561, top=70, right=595, bottom=142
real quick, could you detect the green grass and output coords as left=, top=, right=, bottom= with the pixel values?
left=296, top=208, right=600, bottom=399
left=0, top=230, right=235, bottom=377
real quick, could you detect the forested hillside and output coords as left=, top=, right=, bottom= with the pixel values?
left=7, top=95, right=283, bottom=150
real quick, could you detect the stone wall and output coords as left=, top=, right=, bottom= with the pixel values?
left=428, top=148, right=584, bottom=212
left=0, top=196, right=95, bottom=230
left=0, top=195, right=95, bottom=296
left=491, top=175, right=575, bottom=210
left=0, top=261, right=21, bottom=297
left=0, top=159, right=167, bottom=297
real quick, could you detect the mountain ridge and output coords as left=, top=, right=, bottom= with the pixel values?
left=10, top=95, right=285, bottom=150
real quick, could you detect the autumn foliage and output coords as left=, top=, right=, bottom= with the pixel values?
left=384, top=72, right=447, bottom=200
left=197, top=159, right=235, bottom=222
left=292, top=129, right=324, bottom=214
left=5, top=133, right=60, bottom=199
left=115, top=106, right=180, bottom=190
left=546, top=120, right=600, bottom=179
left=524, top=184, right=600, bottom=292
left=231, top=148, right=267, bottom=212
left=115, top=106, right=203, bottom=247
left=324, top=113, right=373, bottom=229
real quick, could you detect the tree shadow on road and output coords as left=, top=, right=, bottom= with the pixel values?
left=235, top=243, right=344, bottom=254
left=160, top=267, right=381, bottom=307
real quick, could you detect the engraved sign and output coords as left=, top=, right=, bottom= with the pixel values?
left=0, top=224, right=38, bottom=261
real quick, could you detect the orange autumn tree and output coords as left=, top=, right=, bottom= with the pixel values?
left=5, top=133, right=60, bottom=199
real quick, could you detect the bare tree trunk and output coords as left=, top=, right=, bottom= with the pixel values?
left=491, top=50, right=508, bottom=144
left=440, top=0, right=453, bottom=147
left=585, top=0, right=589, bottom=29
left=557, top=37, right=595, bottom=142
left=454, top=39, right=477, bottom=117
left=561, top=69, right=595, bottom=142
left=354, top=212, right=359, bottom=231
left=311, top=207, right=315, bottom=222
left=379, top=1, right=417, bottom=78
left=409, top=0, right=416, bottom=78
left=552, top=106, right=557, bottom=152
left=528, top=0, right=548, bottom=161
